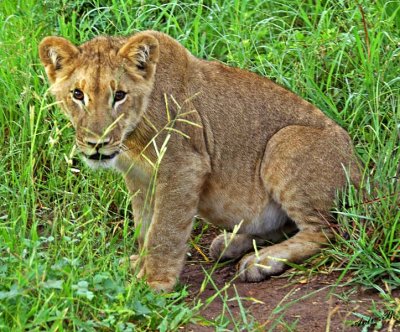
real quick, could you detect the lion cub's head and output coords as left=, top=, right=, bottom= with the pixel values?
left=39, top=32, right=159, bottom=168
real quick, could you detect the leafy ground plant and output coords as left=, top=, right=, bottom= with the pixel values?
left=0, top=0, right=399, bottom=331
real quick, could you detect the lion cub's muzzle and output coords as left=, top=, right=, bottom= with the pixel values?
left=78, top=137, right=121, bottom=165
left=86, top=151, right=119, bottom=161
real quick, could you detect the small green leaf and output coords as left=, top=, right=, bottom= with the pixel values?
left=132, top=300, right=151, bottom=316
left=43, top=279, right=63, bottom=289
left=0, top=284, right=21, bottom=300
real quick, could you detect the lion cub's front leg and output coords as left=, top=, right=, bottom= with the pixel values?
left=136, top=157, right=207, bottom=292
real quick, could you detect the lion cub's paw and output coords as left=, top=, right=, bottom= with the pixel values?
left=147, top=278, right=176, bottom=292
left=209, top=234, right=230, bottom=260
left=238, top=250, right=288, bottom=282
left=210, top=233, right=254, bottom=261
left=136, top=267, right=176, bottom=292
left=119, top=254, right=141, bottom=269
left=129, top=254, right=140, bottom=269
left=141, top=273, right=176, bottom=292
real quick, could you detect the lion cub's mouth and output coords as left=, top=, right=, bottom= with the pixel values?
left=85, top=152, right=119, bottom=161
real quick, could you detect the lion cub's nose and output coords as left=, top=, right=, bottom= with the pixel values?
left=85, top=137, right=111, bottom=148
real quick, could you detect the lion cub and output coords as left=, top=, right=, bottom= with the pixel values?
left=39, top=30, right=360, bottom=291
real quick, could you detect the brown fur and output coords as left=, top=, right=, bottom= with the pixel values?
left=39, top=31, right=361, bottom=291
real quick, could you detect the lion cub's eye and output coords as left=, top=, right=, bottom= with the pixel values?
left=72, top=88, right=84, bottom=101
left=114, top=91, right=127, bottom=103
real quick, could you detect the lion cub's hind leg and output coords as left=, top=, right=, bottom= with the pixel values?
left=239, top=125, right=359, bottom=282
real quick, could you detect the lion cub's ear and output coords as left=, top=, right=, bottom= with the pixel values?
left=39, top=36, right=79, bottom=83
left=118, top=34, right=159, bottom=79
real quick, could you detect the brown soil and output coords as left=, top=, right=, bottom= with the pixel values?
left=180, top=225, right=399, bottom=332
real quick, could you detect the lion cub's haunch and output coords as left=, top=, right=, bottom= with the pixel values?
left=39, top=30, right=360, bottom=292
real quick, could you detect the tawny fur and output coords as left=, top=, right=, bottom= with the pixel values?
left=39, top=31, right=361, bottom=292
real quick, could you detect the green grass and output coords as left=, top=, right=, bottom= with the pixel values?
left=0, top=0, right=399, bottom=330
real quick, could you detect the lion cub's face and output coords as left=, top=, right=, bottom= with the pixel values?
left=39, top=34, right=159, bottom=168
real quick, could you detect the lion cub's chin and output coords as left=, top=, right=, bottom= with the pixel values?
left=83, top=156, right=117, bottom=170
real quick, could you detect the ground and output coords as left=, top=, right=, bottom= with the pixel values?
left=180, top=224, right=399, bottom=331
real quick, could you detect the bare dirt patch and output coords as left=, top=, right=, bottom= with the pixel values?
left=181, top=225, right=398, bottom=331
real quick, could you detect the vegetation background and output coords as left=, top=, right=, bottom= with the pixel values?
left=0, top=0, right=399, bottom=330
